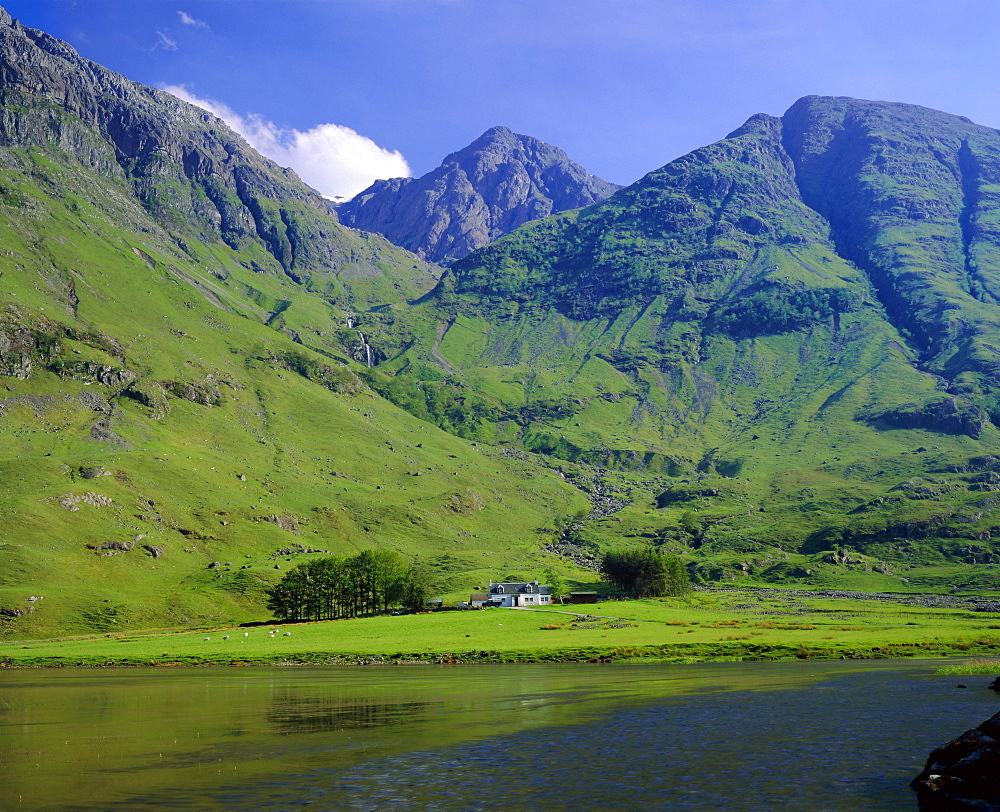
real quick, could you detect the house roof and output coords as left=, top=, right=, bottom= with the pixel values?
left=489, top=581, right=551, bottom=595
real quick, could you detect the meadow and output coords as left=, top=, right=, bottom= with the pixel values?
left=4, top=590, right=1000, bottom=667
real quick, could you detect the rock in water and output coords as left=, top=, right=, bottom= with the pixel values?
left=911, top=710, right=1000, bottom=809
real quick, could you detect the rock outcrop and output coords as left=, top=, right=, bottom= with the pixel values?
left=336, top=126, right=620, bottom=264
left=862, top=398, right=988, bottom=439
left=912, top=709, right=1000, bottom=809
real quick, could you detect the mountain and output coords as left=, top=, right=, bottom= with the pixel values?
left=441, top=97, right=1000, bottom=417
left=335, top=126, right=621, bottom=264
left=0, top=7, right=442, bottom=310
left=0, top=8, right=588, bottom=637
left=4, top=0, right=1000, bottom=637
left=367, top=96, right=1000, bottom=588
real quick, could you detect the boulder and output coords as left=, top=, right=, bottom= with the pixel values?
left=912, top=710, right=1000, bottom=808
left=264, top=513, right=300, bottom=533
left=86, top=540, right=133, bottom=554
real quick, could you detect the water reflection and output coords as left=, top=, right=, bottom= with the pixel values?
left=0, top=660, right=995, bottom=809
left=268, top=694, right=432, bottom=733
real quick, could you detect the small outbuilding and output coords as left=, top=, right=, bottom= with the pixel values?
left=469, top=592, right=490, bottom=607
left=568, top=591, right=600, bottom=604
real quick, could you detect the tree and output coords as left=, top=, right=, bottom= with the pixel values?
left=347, top=549, right=406, bottom=615
left=266, top=556, right=350, bottom=622
left=663, top=554, right=690, bottom=596
left=600, top=547, right=690, bottom=598
left=544, top=569, right=566, bottom=604
left=266, top=550, right=427, bottom=621
left=400, top=565, right=435, bottom=612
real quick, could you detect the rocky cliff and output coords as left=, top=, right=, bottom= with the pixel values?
left=336, top=126, right=620, bottom=264
left=912, top=707, right=1000, bottom=808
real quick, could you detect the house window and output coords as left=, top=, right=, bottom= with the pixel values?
left=494, top=585, right=504, bottom=593
left=524, top=585, right=533, bottom=592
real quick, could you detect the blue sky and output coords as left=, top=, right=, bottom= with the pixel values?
left=7, top=0, right=1000, bottom=198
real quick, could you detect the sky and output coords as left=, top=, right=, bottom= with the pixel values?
left=6, top=0, right=1000, bottom=199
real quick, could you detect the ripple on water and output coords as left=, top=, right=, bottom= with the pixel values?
left=309, top=669, right=995, bottom=810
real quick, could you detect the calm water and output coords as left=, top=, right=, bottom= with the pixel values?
left=1, top=659, right=997, bottom=809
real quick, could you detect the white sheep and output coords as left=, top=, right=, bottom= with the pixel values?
left=283, top=632, right=291, bottom=636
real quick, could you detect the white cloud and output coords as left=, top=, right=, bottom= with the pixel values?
left=161, top=85, right=410, bottom=200
left=178, top=11, right=210, bottom=30
left=155, top=31, right=178, bottom=51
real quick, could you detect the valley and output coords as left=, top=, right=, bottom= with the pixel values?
left=1, top=7, right=1000, bottom=643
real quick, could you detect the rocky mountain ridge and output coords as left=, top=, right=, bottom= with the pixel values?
left=442, top=96, right=1000, bottom=426
left=0, top=6, right=438, bottom=305
left=336, top=125, right=620, bottom=264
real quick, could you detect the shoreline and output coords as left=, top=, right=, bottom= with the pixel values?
left=4, top=637, right=997, bottom=669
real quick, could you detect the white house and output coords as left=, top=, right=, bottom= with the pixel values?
left=483, top=580, right=552, bottom=608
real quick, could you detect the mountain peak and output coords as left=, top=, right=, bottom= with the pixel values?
left=337, top=127, right=621, bottom=264
left=478, top=124, right=516, bottom=138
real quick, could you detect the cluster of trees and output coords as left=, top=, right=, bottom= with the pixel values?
left=715, top=283, right=862, bottom=338
left=600, top=547, right=690, bottom=598
left=266, top=549, right=434, bottom=622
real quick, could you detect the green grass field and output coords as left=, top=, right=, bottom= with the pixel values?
left=5, top=592, right=1000, bottom=668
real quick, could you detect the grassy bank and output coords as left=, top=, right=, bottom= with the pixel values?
left=4, top=591, right=1000, bottom=668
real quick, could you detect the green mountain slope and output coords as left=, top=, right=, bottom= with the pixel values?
left=4, top=2, right=1000, bottom=632
left=368, top=97, right=1000, bottom=588
left=0, top=9, right=589, bottom=637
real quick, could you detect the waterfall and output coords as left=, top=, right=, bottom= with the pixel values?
left=357, top=331, right=374, bottom=368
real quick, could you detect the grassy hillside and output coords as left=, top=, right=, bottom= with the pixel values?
left=0, top=35, right=593, bottom=637
left=0, top=149, right=591, bottom=635
left=3, top=9, right=1000, bottom=635
left=362, top=99, right=1000, bottom=589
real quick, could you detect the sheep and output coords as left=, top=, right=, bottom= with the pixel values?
left=283, top=632, right=291, bottom=636
left=204, top=637, right=210, bottom=641
left=223, top=635, right=230, bottom=640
